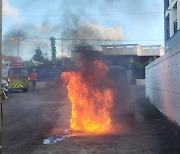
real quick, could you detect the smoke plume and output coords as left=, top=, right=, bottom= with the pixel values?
left=3, top=0, right=163, bottom=59
left=63, top=22, right=124, bottom=40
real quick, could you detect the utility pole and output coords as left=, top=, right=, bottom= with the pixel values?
left=45, top=51, right=48, bottom=60
left=104, top=40, right=108, bottom=55
left=0, top=0, right=3, bottom=152
left=50, top=36, right=57, bottom=68
left=18, top=33, right=19, bottom=58
left=14, top=32, right=24, bottom=61
left=62, top=38, right=64, bottom=67
left=105, top=39, right=107, bottom=46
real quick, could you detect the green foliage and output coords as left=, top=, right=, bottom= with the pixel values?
left=50, top=37, right=56, bottom=63
left=27, top=59, right=52, bottom=74
left=56, top=58, right=62, bottom=67
left=43, top=59, right=53, bottom=68
left=30, top=47, right=55, bottom=72
left=32, top=47, right=45, bottom=63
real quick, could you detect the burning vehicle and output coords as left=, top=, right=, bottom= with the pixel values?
left=61, top=47, right=134, bottom=133
left=108, top=66, right=134, bottom=123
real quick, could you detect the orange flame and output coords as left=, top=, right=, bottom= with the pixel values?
left=61, top=60, right=113, bottom=132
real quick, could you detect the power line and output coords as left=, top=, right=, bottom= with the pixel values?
left=2, top=36, right=164, bottom=42
left=4, top=11, right=163, bottom=17
left=2, top=36, right=48, bottom=40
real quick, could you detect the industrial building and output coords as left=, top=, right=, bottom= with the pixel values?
left=102, top=44, right=164, bottom=69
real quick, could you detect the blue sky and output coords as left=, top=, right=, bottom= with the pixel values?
left=3, top=0, right=164, bottom=60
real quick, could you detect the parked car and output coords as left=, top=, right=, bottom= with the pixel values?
left=2, top=78, right=9, bottom=96
left=38, top=69, right=61, bottom=82
left=107, top=66, right=134, bottom=122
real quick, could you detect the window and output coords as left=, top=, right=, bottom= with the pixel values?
left=126, top=46, right=134, bottom=48
left=174, top=19, right=178, bottom=34
left=116, top=46, right=123, bottom=48
left=165, top=15, right=170, bottom=40
left=165, top=0, right=169, bottom=9
left=9, top=68, right=28, bottom=78
left=142, top=47, right=149, bottom=50
left=173, top=2, right=177, bottom=34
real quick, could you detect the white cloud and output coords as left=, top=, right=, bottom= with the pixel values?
left=3, top=0, right=20, bottom=18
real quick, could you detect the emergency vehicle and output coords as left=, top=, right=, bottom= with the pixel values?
left=2, top=61, right=30, bottom=92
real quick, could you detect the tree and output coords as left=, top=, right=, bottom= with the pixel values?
left=50, top=37, right=56, bottom=66
left=32, top=47, right=45, bottom=63
left=56, top=58, right=62, bottom=67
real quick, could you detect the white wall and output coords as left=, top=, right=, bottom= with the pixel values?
left=139, top=46, right=165, bottom=56
left=146, top=48, right=180, bottom=125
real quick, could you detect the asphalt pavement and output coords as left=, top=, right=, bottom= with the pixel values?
left=2, top=83, right=180, bottom=154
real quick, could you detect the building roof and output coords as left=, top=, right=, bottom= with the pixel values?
left=2, top=55, right=22, bottom=62
left=102, top=44, right=164, bottom=56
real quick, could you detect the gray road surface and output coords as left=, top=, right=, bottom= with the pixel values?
left=2, top=83, right=180, bottom=154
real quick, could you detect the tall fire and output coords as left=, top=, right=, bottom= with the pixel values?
left=61, top=60, right=114, bottom=132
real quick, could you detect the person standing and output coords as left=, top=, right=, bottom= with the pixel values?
left=30, top=69, right=38, bottom=91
